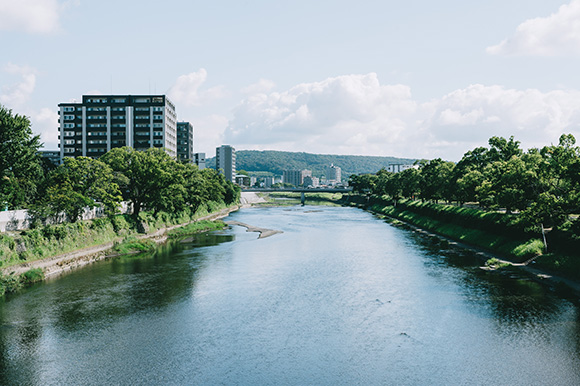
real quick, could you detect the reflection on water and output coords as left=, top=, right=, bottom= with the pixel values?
left=1, top=206, right=579, bottom=385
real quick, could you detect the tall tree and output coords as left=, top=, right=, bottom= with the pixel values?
left=34, top=157, right=122, bottom=222
left=0, top=105, right=44, bottom=209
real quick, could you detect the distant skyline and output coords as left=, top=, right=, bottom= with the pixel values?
left=1, top=0, right=579, bottom=161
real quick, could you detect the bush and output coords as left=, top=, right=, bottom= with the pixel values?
left=113, top=236, right=156, bottom=255
left=512, top=239, right=544, bottom=259
left=20, top=268, right=44, bottom=284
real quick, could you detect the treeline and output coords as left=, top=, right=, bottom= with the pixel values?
left=0, top=105, right=240, bottom=223
left=207, top=150, right=416, bottom=178
left=349, top=135, right=580, bottom=234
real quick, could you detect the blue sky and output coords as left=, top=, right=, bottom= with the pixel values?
left=1, top=0, right=579, bottom=160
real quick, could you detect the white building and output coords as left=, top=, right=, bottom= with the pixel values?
left=387, top=164, right=418, bottom=173
left=326, top=164, right=342, bottom=184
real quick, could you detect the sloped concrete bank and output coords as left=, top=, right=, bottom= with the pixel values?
left=2, top=205, right=240, bottom=280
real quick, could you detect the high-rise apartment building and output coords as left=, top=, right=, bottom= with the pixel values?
left=176, top=122, right=194, bottom=161
left=283, top=169, right=312, bottom=186
left=216, top=145, right=236, bottom=182
left=326, top=164, right=342, bottom=184
left=194, top=152, right=206, bottom=170
left=58, top=95, right=177, bottom=161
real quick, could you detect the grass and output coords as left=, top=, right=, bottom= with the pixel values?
left=112, top=236, right=157, bottom=255
left=485, top=258, right=511, bottom=269
left=366, top=199, right=544, bottom=263
left=0, top=268, right=45, bottom=296
left=167, top=220, right=226, bottom=238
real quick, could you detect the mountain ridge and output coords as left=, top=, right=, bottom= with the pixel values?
left=206, top=150, right=416, bottom=178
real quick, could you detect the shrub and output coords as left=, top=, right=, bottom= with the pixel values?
left=20, top=268, right=44, bottom=284
left=512, top=239, right=545, bottom=259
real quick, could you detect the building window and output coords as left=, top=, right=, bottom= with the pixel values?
left=64, top=131, right=75, bottom=137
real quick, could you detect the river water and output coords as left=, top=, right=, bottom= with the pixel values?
left=1, top=206, right=580, bottom=385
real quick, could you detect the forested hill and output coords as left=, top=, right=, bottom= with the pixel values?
left=206, top=150, right=416, bottom=177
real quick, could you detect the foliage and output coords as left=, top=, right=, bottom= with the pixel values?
left=206, top=150, right=416, bottom=178
left=113, top=236, right=157, bottom=254
left=0, top=105, right=44, bottom=210
left=167, top=220, right=226, bottom=238
left=31, top=157, right=122, bottom=222
left=101, top=147, right=239, bottom=218
left=485, top=258, right=510, bottom=269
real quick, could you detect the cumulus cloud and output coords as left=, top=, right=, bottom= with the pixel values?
left=487, top=0, right=580, bottom=56
left=224, top=74, right=580, bottom=160
left=225, top=73, right=427, bottom=157
left=0, top=0, right=66, bottom=34
left=241, top=79, right=276, bottom=94
left=167, top=68, right=228, bottom=106
left=0, top=63, right=37, bottom=107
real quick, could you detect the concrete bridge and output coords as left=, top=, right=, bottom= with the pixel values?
left=242, top=187, right=352, bottom=205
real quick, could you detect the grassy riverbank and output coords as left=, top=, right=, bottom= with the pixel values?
left=0, top=201, right=235, bottom=296
left=344, top=195, right=580, bottom=281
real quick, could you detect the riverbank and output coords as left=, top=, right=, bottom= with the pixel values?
left=342, top=194, right=580, bottom=297
left=1, top=204, right=240, bottom=283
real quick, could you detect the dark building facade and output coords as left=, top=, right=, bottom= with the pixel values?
left=216, top=145, right=236, bottom=182
left=58, top=95, right=177, bottom=161
left=176, top=122, right=194, bottom=161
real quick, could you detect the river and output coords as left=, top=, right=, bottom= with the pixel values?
left=1, top=206, right=580, bottom=385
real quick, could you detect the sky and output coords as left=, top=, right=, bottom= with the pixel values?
left=1, top=0, right=580, bottom=161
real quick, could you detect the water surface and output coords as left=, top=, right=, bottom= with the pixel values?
left=1, top=206, right=579, bottom=385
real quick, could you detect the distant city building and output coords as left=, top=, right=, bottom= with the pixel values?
left=303, top=175, right=320, bottom=187
left=194, top=152, right=206, bottom=170
left=326, top=164, right=342, bottom=184
left=58, top=95, right=177, bottom=161
left=176, top=122, right=194, bottom=161
left=216, top=145, right=236, bottom=182
left=263, top=176, right=274, bottom=188
left=235, top=174, right=251, bottom=187
left=39, top=150, right=61, bottom=166
left=387, top=164, right=418, bottom=173
left=283, top=169, right=312, bottom=186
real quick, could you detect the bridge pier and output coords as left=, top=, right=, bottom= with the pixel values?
left=301, top=192, right=305, bottom=205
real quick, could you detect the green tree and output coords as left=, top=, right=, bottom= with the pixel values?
left=419, top=158, right=455, bottom=202
left=101, top=147, right=175, bottom=217
left=35, top=157, right=122, bottom=222
left=0, top=105, right=44, bottom=209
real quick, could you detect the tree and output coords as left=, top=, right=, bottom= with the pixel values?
left=35, top=157, right=122, bottom=222
left=0, top=105, right=44, bottom=209
left=419, top=158, right=455, bottom=202
left=101, top=147, right=175, bottom=217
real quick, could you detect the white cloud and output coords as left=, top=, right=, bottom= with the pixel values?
left=241, top=79, right=276, bottom=94
left=191, top=114, right=229, bottom=156
left=224, top=74, right=580, bottom=160
left=0, top=0, right=64, bottom=34
left=0, top=63, right=37, bottom=107
left=31, top=108, right=59, bottom=150
left=167, top=68, right=228, bottom=107
left=487, top=0, right=580, bottom=56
